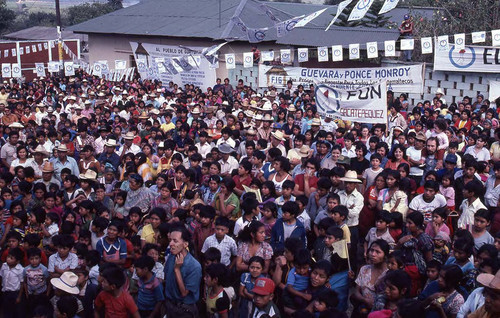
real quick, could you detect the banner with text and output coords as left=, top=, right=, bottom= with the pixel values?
left=130, top=42, right=216, bottom=90
left=314, top=81, right=387, bottom=123
left=258, top=64, right=424, bottom=93
left=434, top=45, right=500, bottom=73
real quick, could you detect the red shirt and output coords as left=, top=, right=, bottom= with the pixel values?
left=294, top=174, right=318, bottom=193
left=232, top=175, right=252, bottom=192
left=94, top=289, right=138, bottom=318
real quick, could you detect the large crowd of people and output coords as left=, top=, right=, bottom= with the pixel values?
left=0, top=69, right=499, bottom=318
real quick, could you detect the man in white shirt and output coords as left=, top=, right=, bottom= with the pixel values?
left=406, top=132, right=425, bottom=184
left=195, top=131, right=212, bottom=159
left=218, top=143, right=238, bottom=176
left=409, top=180, right=447, bottom=224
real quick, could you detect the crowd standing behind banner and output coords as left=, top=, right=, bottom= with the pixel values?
left=0, top=69, right=499, bottom=318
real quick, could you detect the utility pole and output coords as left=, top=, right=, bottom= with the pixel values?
left=55, top=0, right=64, bottom=77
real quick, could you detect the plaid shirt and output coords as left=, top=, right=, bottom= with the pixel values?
left=201, top=234, right=237, bottom=266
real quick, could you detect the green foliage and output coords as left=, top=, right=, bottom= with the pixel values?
left=64, top=2, right=120, bottom=26
left=0, top=1, right=15, bottom=34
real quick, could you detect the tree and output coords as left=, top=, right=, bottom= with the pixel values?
left=64, top=2, right=122, bottom=26
left=0, top=0, right=16, bottom=34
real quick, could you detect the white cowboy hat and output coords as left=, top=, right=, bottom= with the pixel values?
left=340, top=170, right=362, bottom=183
left=298, top=145, right=311, bottom=158
left=311, top=118, right=322, bottom=126
left=50, top=272, right=80, bottom=295
left=218, top=143, right=234, bottom=154
left=271, top=130, right=286, bottom=141
left=104, top=138, right=118, bottom=147
left=8, top=122, right=24, bottom=129
left=261, top=101, right=272, bottom=112
left=57, top=144, right=69, bottom=152
left=123, top=132, right=135, bottom=140
left=33, top=145, right=49, bottom=156
left=150, top=109, right=160, bottom=115
left=79, top=170, right=97, bottom=181
left=191, top=107, right=201, bottom=114
left=244, top=110, right=254, bottom=118
left=246, top=127, right=257, bottom=135
left=261, top=114, right=274, bottom=122
left=435, top=88, right=444, bottom=95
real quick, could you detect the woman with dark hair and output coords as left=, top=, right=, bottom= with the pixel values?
left=268, top=156, right=292, bottom=197
left=359, top=172, right=386, bottom=239
left=142, top=143, right=160, bottom=177
left=399, top=212, right=434, bottom=296
left=235, top=220, right=273, bottom=273
left=118, top=152, right=135, bottom=181
left=385, top=144, right=410, bottom=170
left=420, top=264, right=465, bottom=318
left=124, top=173, right=155, bottom=215
left=351, top=239, right=390, bottom=316
left=140, top=207, right=166, bottom=246
left=9, top=146, right=33, bottom=175
left=135, top=152, right=152, bottom=182
left=178, top=168, right=198, bottom=203
left=78, top=145, right=100, bottom=175
left=213, top=177, right=240, bottom=220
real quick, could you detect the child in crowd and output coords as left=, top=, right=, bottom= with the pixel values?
left=425, top=207, right=450, bottom=238
left=260, top=202, right=277, bottom=241
left=204, top=263, right=233, bottom=317
left=275, top=180, right=296, bottom=218
left=331, top=205, right=351, bottom=245
left=201, top=216, right=237, bottom=267
left=94, top=266, right=139, bottom=317
left=364, top=210, right=395, bottom=256
left=239, top=256, right=266, bottom=318
left=387, top=250, right=405, bottom=271
left=48, top=234, right=78, bottom=278
left=283, top=248, right=312, bottom=308
left=424, top=259, right=442, bottom=288
left=313, top=193, right=340, bottom=237
left=471, top=209, right=494, bottom=252
left=432, top=231, right=451, bottom=264
left=134, top=256, right=164, bottom=318
left=439, top=173, right=455, bottom=210
left=23, top=247, right=49, bottom=312
left=0, top=247, right=25, bottom=317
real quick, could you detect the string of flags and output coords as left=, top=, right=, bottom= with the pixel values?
left=0, top=40, right=78, bottom=60
left=216, top=29, right=500, bottom=67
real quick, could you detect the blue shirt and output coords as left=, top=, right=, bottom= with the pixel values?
left=286, top=267, right=310, bottom=291
left=137, top=274, right=165, bottom=311
left=163, top=252, right=201, bottom=304
left=51, top=156, right=79, bottom=182
left=445, top=256, right=475, bottom=273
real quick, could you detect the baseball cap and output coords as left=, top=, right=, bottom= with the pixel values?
left=252, top=278, right=275, bottom=296
left=444, top=154, right=457, bottom=164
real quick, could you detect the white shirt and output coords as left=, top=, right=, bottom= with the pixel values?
left=406, top=146, right=424, bottom=176
left=219, top=156, right=239, bottom=175
left=338, top=189, right=364, bottom=226
left=465, top=146, right=491, bottom=161
left=457, top=287, right=484, bottom=318
left=342, top=147, right=356, bottom=158
left=195, top=142, right=212, bottom=159
left=201, top=234, right=237, bottom=266
left=0, top=263, right=24, bottom=292
left=297, top=210, right=311, bottom=232
left=409, top=194, right=447, bottom=223
left=116, top=143, right=141, bottom=156
left=458, top=198, right=487, bottom=230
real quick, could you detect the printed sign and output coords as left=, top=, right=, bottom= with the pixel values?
left=258, top=64, right=424, bottom=93
left=433, top=45, right=500, bottom=73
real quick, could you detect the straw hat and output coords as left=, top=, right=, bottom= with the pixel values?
left=138, top=112, right=149, bottom=119
left=415, top=132, right=426, bottom=142
left=261, top=114, right=274, bottom=122
left=271, top=130, right=285, bottom=141
left=476, top=269, right=500, bottom=291
left=34, top=145, right=49, bottom=156
left=42, top=162, right=55, bottom=173
left=123, top=132, right=135, bottom=140
left=340, top=170, right=362, bottom=183
left=244, top=110, right=254, bottom=118
left=57, top=144, right=68, bottom=152
left=68, top=96, right=77, bottom=101
left=246, top=127, right=257, bottom=135
left=150, top=108, right=160, bottom=115
left=50, top=272, right=79, bottom=295
left=79, top=170, right=97, bottom=181
left=287, top=105, right=297, bottom=112
left=191, top=107, right=201, bottom=114
left=104, top=138, right=118, bottom=147
left=298, top=145, right=311, bottom=158
left=254, top=114, right=263, bottom=121
left=311, top=118, right=322, bottom=126
left=74, top=105, right=83, bottom=110
left=222, top=101, right=229, bottom=106
left=97, top=92, right=106, bottom=97
left=261, top=101, right=272, bottom=112
left=9, top=122, right=24, bottom=129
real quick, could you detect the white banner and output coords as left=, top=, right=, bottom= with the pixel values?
left=93, top=63, right=102, bottom=77
left=298, top=48, right=309, bottom=62
left=349, top=0, right=374, bottom=21
left=243, top=52, right=253, bottom=68
left=434, top=45, right=500, bottom=73
left=64, top=62, right=74, bottom=76
left=421, top=37, right=433, bottom=54
left=379, top=0, right=399, bottom=14
left=400, top=38, right=414, bottom=50
left=1, top=64, right=11, bottom=78
left=247, top=27, right=269, bottom=43
left=115, top=60, right=126, bottom=70
left=331, top=45, right=343, bottom=61
left=48, top=61, right=59, bottom=72
left=454, top=33, right=465, bottom=50
left=11, top=64, right=21, bottom=77
left=493, top=30, right=500, bottom=46
left=99, top=61, right=109, bottom=75
left=258, top=64, right=424, bottom=93
left=490, top=80, right=500, bottom=101
left=384, top=40, right=396, bottom=56
left=261, top=51, right=274, bottom=62
left=349, top=44, right=360, bottom=60
left=295, top=8, right=327, bottom=28
left=437, top=35, right=449, bottom=52
left=280, top=49, right=291, bottom=63
left=130, top=42, right=216, bottom=89
left=366, top=42, right=378, bottom=58
left=276, top=16, right=303, bottom=38
left=325, top=0, right=353, bottom=31
left=225, top=53, right=236, bottom=69
left=318, top=46, right=329, bottom=62
left=35, top=63, right=45, bottom=77
left=314, top=81, right=387, bottom=123
left=471, top=31, right=486, bottom=43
